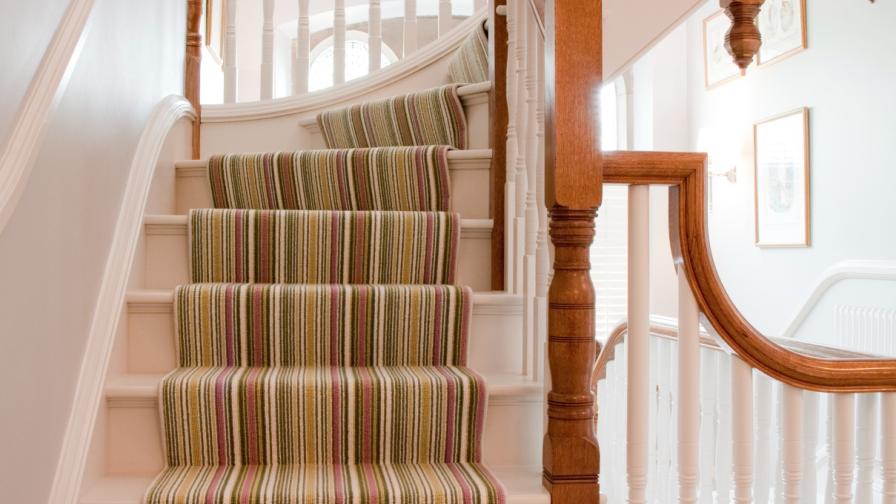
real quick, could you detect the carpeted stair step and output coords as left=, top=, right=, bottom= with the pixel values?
left=189, top=209, right=461, bottom=284
left=144, top=461, right=504, bottom=504
left=174, top=149, right=492, bottom=218
left=156, top=365, right=487, bottom=467
left=174, top=284, right=472, bottom=368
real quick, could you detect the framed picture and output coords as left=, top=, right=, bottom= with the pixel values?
left=757, top=0, right=807, bottom=66
left=753, top=108, right=811, bottom=247
left=205, top=0, right=225, bottom=66
left=703, top=10, right=741, bottom=89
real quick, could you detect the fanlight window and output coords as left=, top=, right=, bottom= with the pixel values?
left=308, top=33, right=398, bottom=92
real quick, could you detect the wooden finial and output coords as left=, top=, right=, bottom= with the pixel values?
left=720, top=0, right=765, bottom=71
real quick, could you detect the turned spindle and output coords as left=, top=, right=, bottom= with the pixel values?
left=720, top=0, right=765, bottom=72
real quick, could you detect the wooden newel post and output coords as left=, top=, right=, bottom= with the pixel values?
left=720, top=0, right=766, bottom=71
left=542, top=0, right=603, bottom=502
left=186, top=0, right=203, bottom=159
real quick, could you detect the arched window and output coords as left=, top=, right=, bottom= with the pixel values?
left=308, top=31, right=398, bottom=92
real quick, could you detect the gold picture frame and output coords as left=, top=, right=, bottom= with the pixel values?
left=757, top=0, right=808, bottom=66
left=205, top=0, right=225, bottom=66
left=753, top=108, right=811, bottom=248
left=703, top=10, right=742, bottom=89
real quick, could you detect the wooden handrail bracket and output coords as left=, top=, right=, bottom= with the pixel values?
left=604, top=150, right=896, bottom=392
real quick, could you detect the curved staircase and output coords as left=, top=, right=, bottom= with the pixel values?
left=78, top=22, right=548, bottom=504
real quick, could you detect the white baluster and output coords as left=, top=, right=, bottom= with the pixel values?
left=780, top=384, right=803, bottom=504
left=754, top=373, right=774, bottom=504
left=503, top=8, right=517, bottom=293
left=512, top=0, right=527, bottom=295
left=438, top=0, right=452, bottom=37
left=333, top=0, right=346, bottom=85
left=881, top=392, right=896, bottom=502
left=698, top=351, right=718, bottom=504
left=856, top=393, right=878, bottom=503
left=368, top=0, right=382, bottom=73
left=800, top=392, right=820, bottom=504
left=731, top=356, right=753, bottom=504
left=715, top=353, right=732, bottom=501
left=223, top=0, right=238, bottom=103
left=522, top=5, right=539, bottom=378
left=832, top=393, right=856, bottom=503
left=657, top=338, right=672, bottom=500
left=824, top=394, right=834, bottom=504
left=294, top=0, right=310, bottom=94
left=648, top=336, right=659, bottom=504
left=260, top=0, right=275, bottom=100
left=627, top=184, right=649, bottom=504
left=403, top=0, right=418, bottom=56
left=534, top=32, right=548, bottom=383
left=678, top=273, right=700, bottom=503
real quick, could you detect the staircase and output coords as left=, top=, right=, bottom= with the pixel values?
left=78, top=21, right=548, bottom=504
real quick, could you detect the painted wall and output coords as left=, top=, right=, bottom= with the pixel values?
left=0, top=0, right=71, bottom=152
left=0, top=0, right=185, bottom=500
left=629, top=0, right=896, bottom=336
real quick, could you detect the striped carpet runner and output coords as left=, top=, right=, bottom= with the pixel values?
left=144, top=25, right=503, bottom=504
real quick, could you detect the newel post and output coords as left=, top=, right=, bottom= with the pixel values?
left=186, top=0, right=203, bottom=159
left=542, top=0, right=602, bottom=502
left=720, top=0, right=766, bottom=71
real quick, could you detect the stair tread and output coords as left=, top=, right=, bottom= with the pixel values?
left=80, top=466, right=547, bottom=504
left=106, top=371, right=542, bottom=401
left=145, top=213, right=493, bottom=229
left=174, top=148, right=493, bottom=170
left=127, top=288, right=522, bottom=305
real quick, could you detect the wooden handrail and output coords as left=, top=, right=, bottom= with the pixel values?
left=186, top=0, right=202, bottom=159
left=488, top=0, right=508, bottom=291
left=604, top=150, right=896, bottom=392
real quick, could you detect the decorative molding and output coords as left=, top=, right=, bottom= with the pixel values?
left=202, top=9, right=487, bottom=123
left=47, top=96, right=196, bottom=504
left=781, top=260, right=896, bottom=339
left=0, top=0, right=97, bottom=236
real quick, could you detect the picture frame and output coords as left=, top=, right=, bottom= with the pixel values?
left=757, top=0, right=808, bottom=66
left=205, top=0, right=225, bottom=66
left=753, top=108, right=811, bottom=247
left=703, top=10, right=741, bottom=89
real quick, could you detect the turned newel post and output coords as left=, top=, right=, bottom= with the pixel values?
left=720, top=0, right=766, bottom=71
left=542, top=0, right=602, bottom=502
left=186, top=0, right=202, bottom=159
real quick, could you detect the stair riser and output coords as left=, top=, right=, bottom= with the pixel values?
left=176, top=163, right=490, bottom=219
left=126, top=298, right=523, bottom=375
left=105, top=393, right=541, bottom=476
left=143, top=222, right=492, bottom=291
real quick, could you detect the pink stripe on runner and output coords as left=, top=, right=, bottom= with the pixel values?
left=224, top=285, right=236, bottom=366
left=258, top=212, right=270, bottom=282
left=432, top=287, right=444, bottom=365
left=245, top=368, right=260, bottom=465
left=423, top=213, right=434, bottom=283
left=234, top=211, right=244, bottom=283
left=239, top=464, right=258, bottom=504
left=356, top=287, right=368, bottom=366
left=252, top=288, right=264, bottom=365
left=446, top=463, right=475, bottom=504
left=330, top=285, right=340, bottom=365
left=205, top=465, right=228, bottom=504
left=214, top=369, right=231, bottom=463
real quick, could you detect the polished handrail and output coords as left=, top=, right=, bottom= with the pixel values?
left=603, top=150, right=896, bottom=392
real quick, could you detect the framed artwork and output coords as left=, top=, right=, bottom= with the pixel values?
left=703, top=10, right=741, bottom=88
left=757, top=0, right=807, bottom=66
left=205, top=0, right=225, bottom=65
left=753, top=108, right=811, bottom=247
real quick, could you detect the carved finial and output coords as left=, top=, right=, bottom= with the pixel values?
left=720, top=0, right=765, bottom=71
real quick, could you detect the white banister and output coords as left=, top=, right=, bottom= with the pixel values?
left=439, top=0, right=452, bottom=36
left=522, top=3, right=539, bottom=379
left=754, top=373, right=774, bottom=503
left=260, top=0, right=275, bottom=100
left=503, top=4, right=518, bottom=293
left=512, top=0, right=527, bottom=295
left=333, top=0, right=346, bottom=85
left=656, top=338, right=673, bottom=499
left=832, top=393, right=856, bottom=503
left=223, top=0, right=238, bottom=103
left=627, top=184, right=649, bottom=504
left=881, top=392, right=896, bottom=501
left=534, top=28, right=548, bottom=383
left=856, top=393, right=878, bottom=503
left=403, top=0, right=418, bottom=56
left=715, top=354, right=733, bottom=501
left=780, top=384, right=803, bottom=504
left=294, top=0, right=310, bottom=94
left=677, top=272, right=700, bottom=503
left=799, top=392, right=820, bottom=503
left=368, top=0, right=382, bottom=73
left=698, top=351, right=717, bottom=504
left=731, top=356, right=753, bottom=503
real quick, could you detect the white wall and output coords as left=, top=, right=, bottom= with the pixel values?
left=0, top=0, right=71, bottom=152
left=0, top=0, right=185, bottom=500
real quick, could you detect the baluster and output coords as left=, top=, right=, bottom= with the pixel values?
left=731, top=356, right=753, bottom=503
left=780, top=385, right=803, bottom=504
left=800, top=392, right=820, bottom=503
left=856, top=393, right=878, bottom=503
left=368, top=0, right=382, bottom=73
left=522, top=4, right=539, bottom=378
left=824, top=395, right=834, bottom=504
left=474, top=0, right=485, bottom=9
left=715, top=354, right=732, bottom=501
left=534, top=30, right=548, bottom=382
left=403, top=0, right=417, bottom=56
left=438, top=0, right=452, bottom=37
left=648, top=337, right=659, bottom=504
left=260, top=0, right=275, bottom=99
left=186, top=0, right=202, bottom=158
left=881, top=392, right=896, bottom=502
left=657, top=339, right=672, bottom=499
left=333, top=0, right=346, bottom=84
left=754, top=373, right=774, bottom=503
left=678, top=273, right=700, bottom=503
left=627, top=184, right=649, bottom=504
left=832, top=393, right=856, bottom=503
left=512, top=0, right=527, bottom=295
left=502, top=6, right=517, bottom=293
left=293, top=0, right=309, bottom=94
left=698, top=351, right=717, bottom=504
left=223, top=0, right=238, bottom=103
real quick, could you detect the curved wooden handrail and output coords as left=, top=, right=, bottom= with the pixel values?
left=603, top=151, right=896, bottom=392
